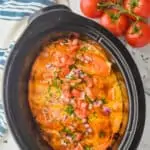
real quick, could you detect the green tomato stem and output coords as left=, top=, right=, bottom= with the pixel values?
left=97, top=2, right=144, bottom=21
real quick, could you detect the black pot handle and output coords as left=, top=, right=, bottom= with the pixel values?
left=28, top=3, right=71, bottom=24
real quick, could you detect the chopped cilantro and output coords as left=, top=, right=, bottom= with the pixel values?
left=101, top=98, right=107, bottom=104
left=48, top=77, right=62, bottom=98
left=80, top=46, right=88, bottom=51
left=85, top=94, right=93, bottom=103
left=99, top=130, right=106, bottom=138
left=84, top=145, right=93, bottom=150
left=62, top=127, right=75, bottom=139
left=69, top=64, right=76, bottom=70
left=71, top=133, right=76, bottom=140
left=52, top=77, right=62, bottom=88
left=65, top=104, right=74, bottom=115
left=62, top=127, right=72, bottom=135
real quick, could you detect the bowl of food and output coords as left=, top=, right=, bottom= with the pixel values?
left=3, top=4, right=145, bottom=150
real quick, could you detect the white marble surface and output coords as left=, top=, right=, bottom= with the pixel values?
left=0, top=0, right=150, bottom=149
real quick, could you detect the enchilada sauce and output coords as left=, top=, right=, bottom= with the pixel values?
left=29, top=35, right=128, bottom=150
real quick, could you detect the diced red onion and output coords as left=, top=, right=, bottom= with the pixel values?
left=81, top=102, right=88, bottom=109
left=84, top=123, right=90, bottom=128
left=45, top=64, right=53, bottom=69
left=82, top=118, right=87, bottom=123
left=70, top=98, right=75, bottom=104
left=93, top=101, right=102, bottom=108
left=87, top=128, right=92, bottom=133
left=66, top=136, right=72, bottom=142
left=103, top=107, right=111, bottom=115
left=60, top=57, right=66, bottom=63
left=84, top=60, right=89, bottom=64
left=84, top=55, right=92, bottom=62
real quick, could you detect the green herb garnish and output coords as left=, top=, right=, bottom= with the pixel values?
left=101, top=98, right=107, bottom=104
left=62, top=127, right=75, bottom=139
left=48, top=84, right=53, bottom=97
left=80, top=46, right=88, bottom=51
left=52, top=77, right=62, bottom=87
left=65, top=104, right=74, bottom=115
left=48, top=76, right=62, bottom=98
left=84, top=145, right=93, bottom=150
left=99, top=130, right=106, bottom=138
left=85, top=94, right=93, bottom=103
left=69, top=64, right=76, bottom=70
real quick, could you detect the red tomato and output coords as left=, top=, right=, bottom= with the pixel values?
left=124, top=0, right=150, bottom=18
left=71, top=89, right=81, bottom=98
left=59, top=66, right=70, bottom=78
left=125, top=22, right=150, bottom=47
left=75, top=100, right=88, bottom=119
left=80, top=0, right=103, bottom=18
left=99, top=9, right=129, bottom=36
left=74, top=133, right=82, bottom=141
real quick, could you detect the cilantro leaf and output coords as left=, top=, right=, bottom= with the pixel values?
left=80, top=46, right=88, bottom=51
left=84, top=145, right=93, bottom=150
left=65, top=104, right=74, bottom=115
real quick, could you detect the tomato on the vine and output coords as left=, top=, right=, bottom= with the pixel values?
left=125, top=22, right=150, bottom=47
left=99, top=9, right=129, bottom=36
left=124, top=0, right=150, bottom=18
left=80, top=0, right=103, bottom=18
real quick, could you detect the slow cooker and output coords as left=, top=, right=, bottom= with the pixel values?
left=3, top=4, right=145, bottom=150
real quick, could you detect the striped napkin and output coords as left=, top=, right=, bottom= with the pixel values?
left=0, top=0, right=56, bottom=140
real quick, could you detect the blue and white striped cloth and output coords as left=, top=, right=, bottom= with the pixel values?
left=0, top=0, right=55, bottom=140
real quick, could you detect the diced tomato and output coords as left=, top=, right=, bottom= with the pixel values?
left=59, top=66, right=70, bottom=78
left=52, top=52, right=68, bottom=67
left=63, top=91, right=72, bottom=99
left=69, top=45, right=79, bottom=53
left=84, top=76, right=93, bottom=87
left=52, top=51, right=74, bottom=67
left=62, top=83, right=70, bottom=91
left=72, top=89, right=82, bottom=98
left=72, top=38, right=79, bottom=46
left=75, top=133, right=82, bottom=141
left=81, top=101, right=88, bottom=109
left=75, top=100, right=88, bottom=119
left=66, top=57, right=75, bottom=66
left=62, top=84, right=72, bottom=99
